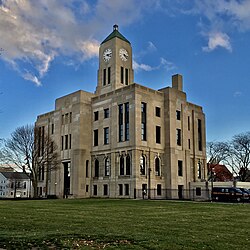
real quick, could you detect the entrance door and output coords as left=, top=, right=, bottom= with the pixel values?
left=178, top=185, right=183, bottom=199
left=63, top=162, right=70, bottom=198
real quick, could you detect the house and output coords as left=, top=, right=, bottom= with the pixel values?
left=207, top=163, right=233, bottom=182
left=35, top=25, right=207, bottom=199
left=0, top=172, right=31, bottom=198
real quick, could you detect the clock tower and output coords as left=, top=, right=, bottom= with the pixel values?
left=95, top=25, right=134, bottom=95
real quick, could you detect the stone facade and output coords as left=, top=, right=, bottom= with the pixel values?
left=36, top=25, right=207, bottom=199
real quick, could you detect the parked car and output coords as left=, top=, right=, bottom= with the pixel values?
left=212, top=187, right=249, bottom=202
left=238, top=188, right=250, bottom=200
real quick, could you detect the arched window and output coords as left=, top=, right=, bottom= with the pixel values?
left=140, top=155, right=146, bottom=175
left=120, top=155, right=124, bottom=175
left=126, top=154, right=131, bottom=175
left=105, top=158, right=110, bottom=176
left=94, top=159, right=99, bottom=177
left=155, top=157, right=160, bottom=176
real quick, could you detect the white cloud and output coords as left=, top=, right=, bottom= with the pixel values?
left=133, top=61, right=154, bottom=71
left=0, top=0, right=155, bottom=85
left=233, top=91, right=242, bottom=98
left=202, top=32, right=232, bottom=52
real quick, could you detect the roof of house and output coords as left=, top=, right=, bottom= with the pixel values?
left=208, top=163, right=233, bottom=182
left=0, top=172, right=30, bottom=180
left=101, top=24, right=130, bottom=44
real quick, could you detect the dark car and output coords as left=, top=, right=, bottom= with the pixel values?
left=239, top=188, right=250, bottom=200
left=212, top=187, right=249, bottom=202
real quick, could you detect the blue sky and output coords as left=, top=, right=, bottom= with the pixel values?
left=1, top=0, right=250, bottom=142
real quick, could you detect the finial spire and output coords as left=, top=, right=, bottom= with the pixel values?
left=113, top=24, right=118, bottom=31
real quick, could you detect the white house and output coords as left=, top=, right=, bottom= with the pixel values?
left=0, top=172, right=31, bottom=198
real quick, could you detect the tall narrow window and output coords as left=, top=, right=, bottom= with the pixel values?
left=155, top=107, right=161, bottom=117
left=93, top=185, right=97, bottom=195
left=94, top=159, right=99, bottom=177
left=104, top=127, right=109, bottom=145
left=125, top=68, right=128, bottom=85
left=103, top=69, right=106, bottom=86
left=198, top=119, right=202, bottom=151
left=177, top=129, right=181, bottom=146
left=120, top=156, right=124, bottom=176
left=155, top=157, right=160, bottom=176
left=118, top=104, right=123, bottom=142
left=86, top=160, right=89, bottom=178
left=157, top=184, right=162, bottom=196
left=65, top=135, right=68, bottom=149
left=126, top=155, right=131, bottom=175
left=94, top=111, right=99, bottom=121
left=140, top=155, right=146, bottom=175
left=188, top=116, right=190, bottom=131
left=61, top=136, right=64, bottom=150
left=69, top=134, right=71, bottom=149
left=178, top=160, right=183, bottom=176
left=197, top=161, right=202, bottom=179
left=51, top=124, right=54, bottom=134
left=125, top=102, right=129, bottom=141
left=108, top=67, right=111, bottom=84
left=125, top=184, right=129, bottom=195
left=141, top=102, right=147, bottom=141
left=120, top=66, right=124, bottom=84
left=94, top=129, right=98, bottom=146
left=103, top=184, right=108, bottom=195
left=119, top=184, right=123, bottom=195
left=176, top=110, right=181, bottom=120
left=104, top=108, right=109, bottom=118
left=105, top=158, right=110, bottom=176
left=156, top=126, right=161, bottom=144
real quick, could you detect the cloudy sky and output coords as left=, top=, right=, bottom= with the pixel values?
left=1, top=0, right=250, bottom=142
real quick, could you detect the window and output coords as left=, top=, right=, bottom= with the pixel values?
left=94, top=111, right=99, bottom=121
left=119, top=184, right=123, bottom=195
left=121, top=66, right=124, bottom=84
left=198, top=119, right=202, bottom=151
left=61, top=136, right=64, bottom=150
left=104, top=127, right=109, bottom=145
left=141, top=102, right=147, bottom=141
left=108, top=67, right=111, bottom=84
left=69, top=134, right=72, bottom=149
left=118, top=104, right=123, bottom=142
left=156, top=126, right=161, bottom=144
left=103, top=184, right=108, bottom=196
left=140, top=155, right=146, bottom=175
left=155, top=107, right=161, bottom=117
left=94, top=129, right=98, bottom=146
left=104, top=108, right=109, bottom=118
left=177, top=129, right=181, bottom=146
left=178, top=160, right=183, bottom=176
left=23, top=182, right=26, bottom=189
left=157, top=184, right=162, bottom=196
left=86, top=160, right=89, bottom=178
left=155, top=157, right=160, bottom=176
left=86, top=185, right=89, bottom=192
left=126, top=155, right=131, bottom=175
left=125, top=102, right=129, bottom=141
left=65, top=135, right=68, bottom=149
left=197, top=161, right=202, bottom=179
left=196, top=187, right=201, bottom=196
left=93, top=185, right=97, bottom=195
left=125, top=184, right=129, bottom=195
left=176, top=110, right=181, bottom=120
left=103, top=69, right=106, bottom=86
left=104, top=158, right=110, bottom=176
left=94, top=159, right=99, bottom=177
left=51, top=123, right=54, bottom=134
left=125, top=68, right=128, bottom=85
left=120, top=155, right=124, bottom=176
left=188, top=116, right=190, bottom=131
left=188, top=139, right=191, bottom=149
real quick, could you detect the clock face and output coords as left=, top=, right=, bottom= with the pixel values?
left=103, top=48, right=112, bottom=62
left=119, top=48, right=128, bottom=61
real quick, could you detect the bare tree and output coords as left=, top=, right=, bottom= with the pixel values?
left=0, top=125, right=59, bottom=197
left=227, top=132, right=250, bottom=181
left=207, top=141, right=230, bottom=164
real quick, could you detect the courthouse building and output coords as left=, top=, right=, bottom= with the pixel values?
left=36, top=25, right=207, bottom=199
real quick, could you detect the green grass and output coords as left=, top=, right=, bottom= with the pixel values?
left=0, top=199, right=249, bottom=249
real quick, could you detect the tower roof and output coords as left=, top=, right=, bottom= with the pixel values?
left=101, top=24, right=130, bottom=44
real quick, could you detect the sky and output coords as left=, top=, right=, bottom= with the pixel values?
left=1, top=0, right=250, bottom=142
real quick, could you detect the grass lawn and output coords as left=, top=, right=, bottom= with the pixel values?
left=0, top=199, right=249, bottom=249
